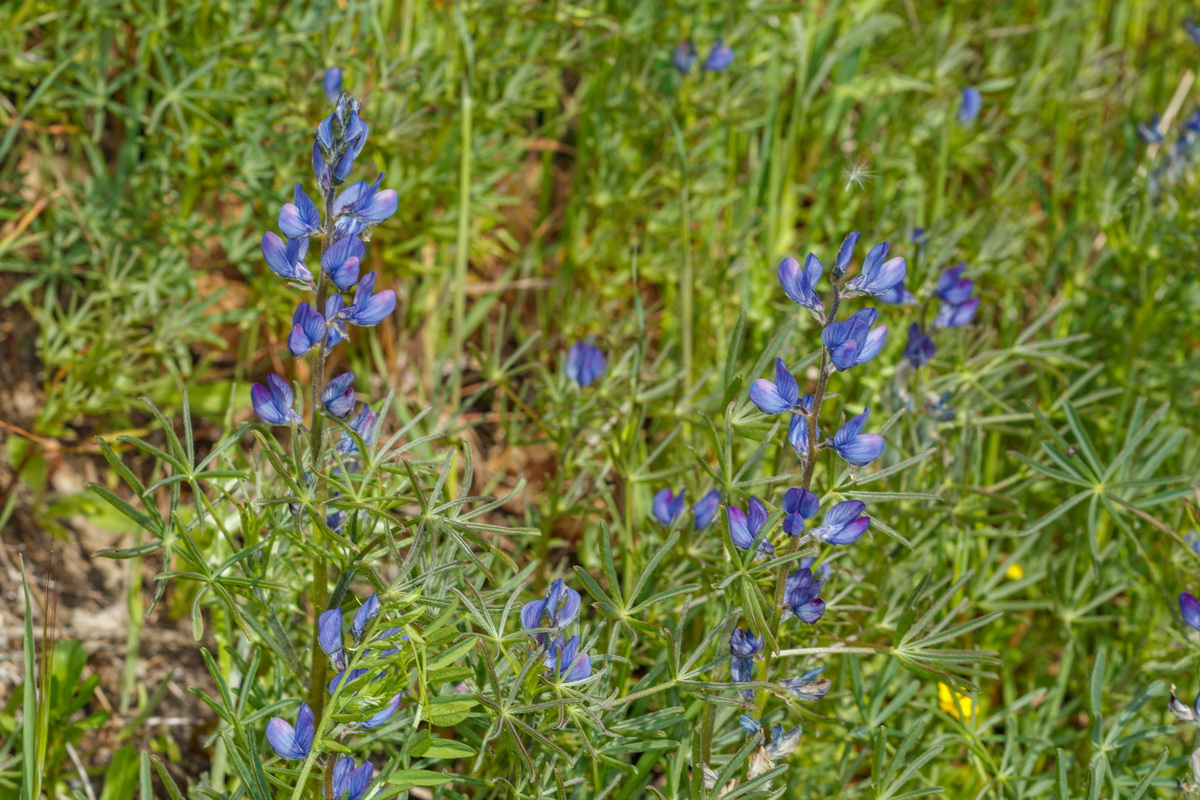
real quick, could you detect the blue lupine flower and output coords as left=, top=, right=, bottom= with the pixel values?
left=319, top=608, right=347, bottom=671
left=763, top=723, right=803, bottom=760
left=781, top=488, right=819, bottom=535
left=778, top=666, right=830, bottom=701
left=702, top=40, right=734, bottom=72
left=1138, top=115, right=1164, bottom=145
left=728, top=498, right=775, bottom=555
left=329, top=757, right=373, bottom=800
left=833, top=231, right=862, bottom=278
left=926, top=391, right=956, bottom=421
left=316, top=95, right=370, bottom=189
left=322, top=236, right=364, bottom=291
left=934, top=297, right=979, bottom=328
left=266, top=702, right=315, bottom=760
left=1169, top=687, right=1200, bottom=726
left=252, top=374, right=302, bottom=425
left=362, top=693, right=402, bottom=728
left=786, top=400, right=818, bottom=460
left=672, top=41, right=697, bottom=74
left=903, top=323, right=936, bottom=368
left=831, top=408, right=884, bottom=466
left=261, top=232, right=313, bottom=283
left=935, top=264, right=974, bottom=304
left=811, top=500, right=870, bottom=545
left=334, top=174, right=399, bottom=236
left=784, top=567, right=825, bottom=624
left=323, top=67, right=344, bottom=104
left=324, top=295, right=349, bottom=349
left=878, top=279, right=918, bottom=305
left=738, top=715, right=762, bottom=735
left=346, top=273, right=396, bottom=327
left=1182, top=593, right=1200, bottom=631
left=730, top=627, right=762, bottom=699
left=652, top=488, right=686, bottom=525
left=521, top=578, right=582, bottom=642
left=799, top=556, right=831, bottom=581
left=958, top=87, right=982, bottom=125
left=1186, top=19, right=1200, bottom=45
left=351, top=593, right=380, bottom=641
left=844, top=242, right=906, bottom=296
left=777, top=255, right=823, bottom=313
left=289, top=302, right=328, bottom=357
left=566, top=340, right=606, bottom=386
left=336, top=404, right=378, bottom=455
left=544, top=635, right=593, bottom=683
left=323, top=372, right=356, bottom=418
left=279, top=185, right=323, bottom=239
left=822, top=308, right=888, bottom=371
left=693, top=489, right=721, bottom=530
left=750, top=357, right=804, bottom=415
left=1185, top=532, right=1200, bottom=554
left=329, top=667, right=370, bottom=696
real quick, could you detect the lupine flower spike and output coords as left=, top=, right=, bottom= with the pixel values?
left=728, top=498, right=775, bottom=555
left=811, top=500, right=871, bottom=545
left=566, top=340, right=606, bottom=386
left=266, top=702, right=315, bottom=760
left=652, top=488, right=686, bottom=525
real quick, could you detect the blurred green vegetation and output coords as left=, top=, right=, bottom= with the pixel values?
left=4, top=0, right=1200, bottom=797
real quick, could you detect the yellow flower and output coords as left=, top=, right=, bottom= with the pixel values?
left=1006, top=563, right=1025, bottom=580
left=938, top=682, right=973, bottom=720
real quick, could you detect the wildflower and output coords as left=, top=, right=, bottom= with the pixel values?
left=750, top=358, right=805, bottom=415
left=521, top=578, right=582, bottom=642
left=362, top=693, right=403, bottom=728
left=262, top=232, right=313, bottom=284
left=783, top=567, right=825, bottom=624
left=336, top=404, right=379, bottom=455
left=279, top=185, right=324, bottom=239
left=738, top=715, right=762, bottom=735
left=786, top=401, right=819, bottom=460
left=351, top=593, right=380, bottom=641
left=346, top=273, right=396, bottom=327
left=322, top=236, right=364, bottom=291
left=781, top=488, right=819, bottom=535
left=821, top=308, right=888, bottom=371
left=925, top=391, right=955, bottom=420
left=334, top=174, right=399, bottom=237
left=702, top=40, right=733, bottom=72
left=958, top=87, right=982, bottom=125
left=844, top=242, right=906, bottom=296
left=763, top=723, right=802, bottom=760
left=811, top=500, right=870, bottom=545
left=932, top=264, right=980, bottom=328
left=1138, top=114, right=1164, bottom=145
left=316, top=94, right=370, bottom=190
left=672, top=41, right=697, bottom=74
left=1181, top=593, right=1200, bottom=632
left=652, top=488, right=687, bottom=525
left=728, top=498, right=775, bottom=555
left=938, top=683, right=973, bottom=720
left=1005, top=563, right=1024, bottom=580
left=319, top=608, right=347, bottom=670
left=566, top=340, right=606, bottom=386
left=830, top=408, right=885, bottom=466
left=322, top=372, right=357, bottom=418
left=1171, top=685, right=1200, bottom=726
left=903, top=323, right=936, bottom=368
left=266, top=702, right=315, bottom=760
left=693, top=489, right=721, bottom=530
left=544, top=635, right=593, bottom=683
left=778, top=666, right=830, bottom=701
left=324, top=295, right=349, bottom=348
left=832, top=231, right=862, bottom=278
left=730, top=627, right=762, bottom=699
left=777, top=255, right=823, bottom=314
left=323, top=67, right=344, bottom=104
left=289, top=302, right=329, bottom=357
left=878, top=278, right=918, bottom=305
left=328, top=757, right=373, bottom=800
left=252, top=374, right=302, bottom=425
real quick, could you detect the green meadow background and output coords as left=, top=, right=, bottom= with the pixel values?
left=3, top=0, right=1200, bottom=797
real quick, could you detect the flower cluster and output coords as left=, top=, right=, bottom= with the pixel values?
left=1142, top=108, right=1200, bottom=194
left=895, top=259, right=981, bottom=374
left=522, top=579, right=593, bottom=683
left=673, top=39, right=734, bottom=74
left=652, top=487, right=721, bottom=529
left=252, top=84, right=397, bottom=430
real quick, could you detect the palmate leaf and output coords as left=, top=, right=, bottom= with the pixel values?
left=892, top=570, right=1000, bottom=686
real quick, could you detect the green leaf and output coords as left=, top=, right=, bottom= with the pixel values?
left=386, top=769, right=453, bottom=790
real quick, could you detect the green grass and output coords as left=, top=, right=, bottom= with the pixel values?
left=3, top=0, right=1200, bottom=798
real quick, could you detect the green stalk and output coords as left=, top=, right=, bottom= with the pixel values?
left=452, top=74, right=473, bottom=400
